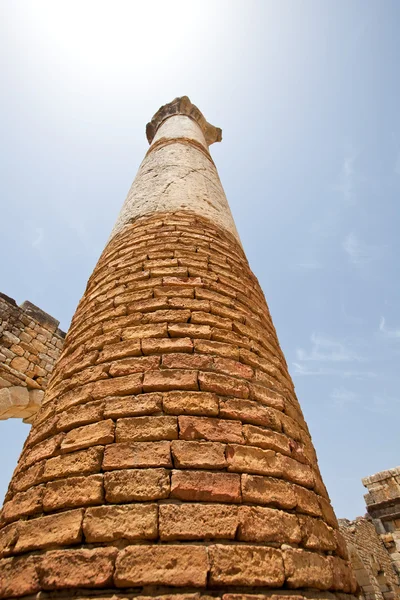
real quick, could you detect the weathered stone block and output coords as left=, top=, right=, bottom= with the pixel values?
left=103, top=441, right=172, bottom=469
left=14, top=509, right=84, bottom=552
left=114, top=544, right=209, bottom=587
left=171, top=470, right=241, bottom=502
left=159, top=503, right=238, bottom=540
left=104, top=468, right=170, bottom=502
left=209, top=544, right=285, bottom=586
left=83, top=504, right=158, bottom=542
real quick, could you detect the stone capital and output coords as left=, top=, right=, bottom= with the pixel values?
left=146, top=96, right=222, bottom=146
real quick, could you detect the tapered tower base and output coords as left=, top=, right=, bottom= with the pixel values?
left=0, top=99, right=358, bottom=600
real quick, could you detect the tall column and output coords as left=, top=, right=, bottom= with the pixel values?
left=0, top=97, right=357, bottom=600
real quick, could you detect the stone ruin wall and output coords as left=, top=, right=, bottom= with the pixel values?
left=339, top=517, right=400, bottom=600
left=363, top=468, right=400, bottom=580
left=0, top=293, right=65, bottom=423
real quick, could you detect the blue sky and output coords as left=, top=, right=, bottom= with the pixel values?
left=1, top=0, right=399, bottom=519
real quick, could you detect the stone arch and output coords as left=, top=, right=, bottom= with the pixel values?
left=0, top=386, right=43, bottom=423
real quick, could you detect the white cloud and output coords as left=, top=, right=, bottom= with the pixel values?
left=335, top=149, right=357, bottom=203
left=296, top=333, right=363, bottom=363
left=32, top=228, right=44, bottom=248
left=293, top=333, right=375, bottom=379
left=330, top=387, right=359, bottom=408
left=379, top=316, right=400, bottom=339
left=292, top=363, right=376, bottom=379
left=295, top=260, right=323, bottom=270
left=343, top=232, right=386, bottom=267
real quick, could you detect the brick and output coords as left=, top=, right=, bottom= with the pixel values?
left=329, top=556, right=358, bottom=593
left=2, top=485, right=44, bottom=523
left=280, top=413, right=303, bottom=442
left=61, top=419, right=115, bottom=453
left=0, top=522, right=18, bottom=558
left=294, top=484, right=323, bottom=517
left=278, top=454, right=314, bottom=488
left=211, top=327, right=251, bottom=349
left=298, top=515, right=336, bottom=551
left=171, top=441, right=227, bottom=469
left=283, top=548, right=333, bottom=590
left=56, top=400, right=104, bottom=432
left=162, top=276, right=203, bottom=287
left=151, top=267, right=188, bottom=277
left=334, top=530, right=349, bottom=560
left=104, top=392, right=162, bottom=418
left=125, top=297, right=169, bottom=313
left=115, top=544, right=209, bottom=587
left=122, top=323, right=168, bottom=340
left=171, top=470, right=241, bottom=502
left=116, top=416, right=178, bottom=442
left=243, top=424, right=291, bottom=454
left=97, top=339, right=141, bottom=362
left=91, top=373, right=143, bottom=398
left=209, top=544, right=284, bottom=586
left=168, top=297, right=210, bottom=311
left=213, top=357, right=253, bottom=379
left=154, top=286, right=194, bottom=298
left=142, top=337, right=193, bottom=354
left=191, top=311, right=232, bottom=330
left=11, top=461, right=45, bottom=493
left=194, top=338, right=239, bottom=360
left=56, top=383, right=93, bottom=412
left=249, top=383, right=285, bottom=411
left=168, top=322, right=212, bottom=339
left=109, top=355, right=160, bottom=377
left=143, top=369, right=198, bottom=392
left=227, top=444, right=278, bottom=476
left=220, top=398, right=281, bottom=430
left=27, top=415, right=58, bottom=447
left=195, top=287, right=233, bottom=306
left=162, top=352, right=213, bottom=370
left=159, top=503, right=238, bottom=540
left=0, top=555, right=40, bottom=598
left=179, top=416, right=244, bottom=444
left=210, top=301, right=246, bottom=323
left=62, top=364, right=109, bottom=390
left=144, top=309, right=191, bottom=324
left=319, top=496, right=339, bottom=528
left=199, top=372, right=249, bottom=399
left=43, top=446, right=103, bottom=480
left=163, top=391, right=219, bottom=416
left=145, top=257, right=178, bottom=268
left=103, top=441, right=172, bottom=469
left=104, top=468, right=170, bottom=502
left=23, top=433, right=64, bottom=468
left=85, top=331, right=121, bottom=351
left=238, top=506, right=301, bottom=543
left=241, top=474, right=297, bottom=509
left=43, top=474, right=103, bottom=511
left=37, top=547, right=117, bottom=589
left=14, top=509, right=84, bottom=552
left=83, top=504, right=158, bottom=542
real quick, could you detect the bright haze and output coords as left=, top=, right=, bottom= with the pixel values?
left=1, top=0, right=399, bottom=519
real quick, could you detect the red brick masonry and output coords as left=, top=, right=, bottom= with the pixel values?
left=0, top=211, right=358, bottom=599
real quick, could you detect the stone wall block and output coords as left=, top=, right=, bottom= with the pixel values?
left=83, top=504, right=158, bottom=542
left=209, top=544, right=285, bottom=586
left=104, top=468, right=170, bottom=502
left=37, top=547, right=117, bottom=590
left=114, top=544, right=209, bottom=587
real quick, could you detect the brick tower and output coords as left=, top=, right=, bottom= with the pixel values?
left=0, top=97, right=358, bottom=599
